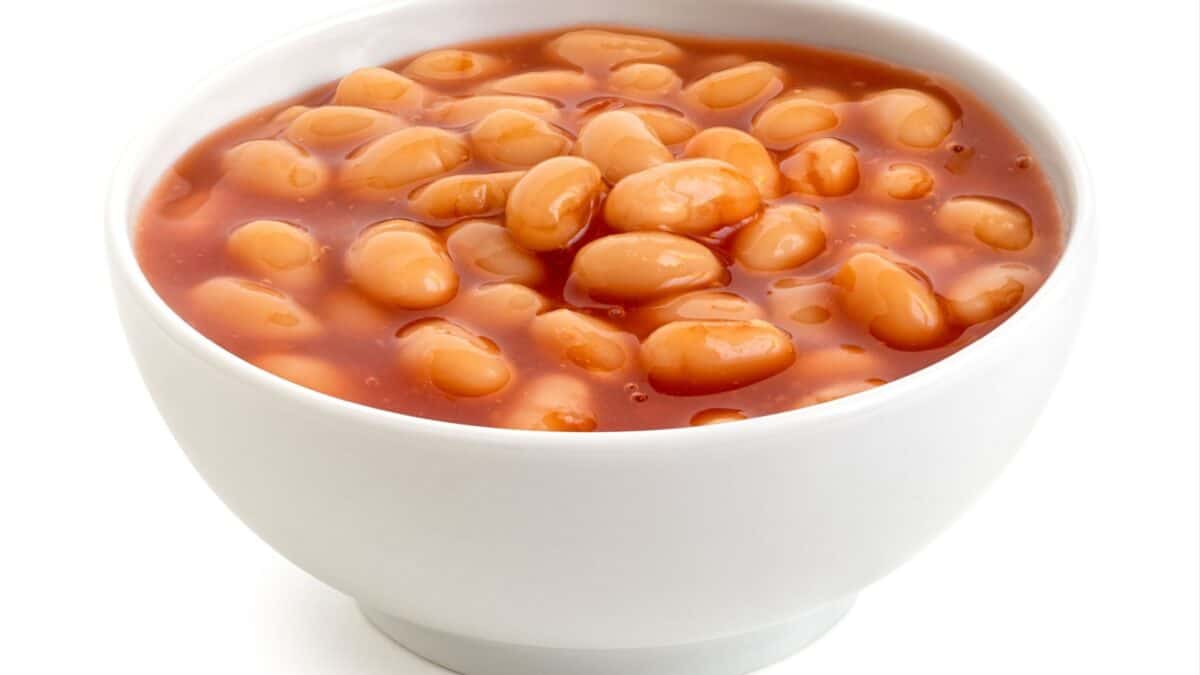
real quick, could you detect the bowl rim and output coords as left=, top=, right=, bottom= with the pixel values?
left=106, top=0, right=1095, bottom=449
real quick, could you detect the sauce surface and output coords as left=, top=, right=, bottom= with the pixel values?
left=135, top=26, right=1065, bottom=431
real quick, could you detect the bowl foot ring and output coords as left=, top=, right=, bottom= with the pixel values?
left=360, top=594, right=855, bottom=675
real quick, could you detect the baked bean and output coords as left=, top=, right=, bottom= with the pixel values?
left=607, top=63, right=682, bottom=97
left=793, top=344, right=883, bottom=381
left=346, top=220, right=458, bottom=308
left=457, top=283, right=549, bottom=329
left=445, top=220, right=546, bottom=286
left=945, top=263, right=1040, bottom=326
left=253, top=353, right=351, bottom=398
left=484, top=69, right=595, bottom=99
left=605, top=159, right=762, bottom=235
left=403, top=49, right=504, bottom=84
left=833, top=252, right=947, bottom=349
left=332, top=67, right=426, bottom=114
left=571, top=232, right=725, bottom=302
left=935, top=196, right=1034, bottom=250
left=733, top=204, right=826, bottom=271
left=683, top=127, right=782, bottom=198
left=796, top=379, right=885, bottom=408
left=320, top=288, right=393, bottom=337
left=222, top=140, right=329, bottom=199
left=505, top=156, right=605, bottom=251
left=641, top=319, right=795, bottom=394
left=190, top=277, right=322, bottom=340
left=430, top=95, right=560, bottom=126
left=397, top=319, right=512, bottom=397
left=751, top=95, right=839, bottom=150
left=684, top=61, right=784, bottom=110
left=548, top=29, right=683, bottom=69
left=766, top=278, right=836, bottom=328
left=848, top=210, right=906, bottom=245
left=469, top=109, right=572, bottom=168
left=781, top=138, right=859, bottom=197
left=876, top=162, right=934, bottom=200
left=622, top=106, right=699, bottom=145
left=530, top=309, right=637, bottom=373
left=865, top=88, right=956, bottom=149
left=340, top=127, right=470, bottom=199
left=575, top=110, right=672, bottom=184
left=690, top=408, right=748, bottom=426
left=226, top=219, right=322, bottom=288
left=284, top=105, right=404, bottom=151
left=500, top=374, right=597, bottom=431
left=632, top=290, right=764, bottom=333
left=408, top=170, right=525, bottom=220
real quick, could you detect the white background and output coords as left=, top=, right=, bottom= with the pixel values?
left=1, top=1, right=1196, bottom=673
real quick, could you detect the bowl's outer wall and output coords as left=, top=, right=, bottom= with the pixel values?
left=110, top=0, right=1095, bottom=650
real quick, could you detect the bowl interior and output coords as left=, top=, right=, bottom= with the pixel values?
left=109, top=0, right=1090, bottom=441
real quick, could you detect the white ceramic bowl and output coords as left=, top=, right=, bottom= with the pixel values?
left=108, top=1, right=1095, bottom=673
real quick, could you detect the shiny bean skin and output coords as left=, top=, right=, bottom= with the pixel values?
left=340, top=127, right=470, bottom=199
left=751, top=95, right=839, bottom=150
left=833, top=252, right=947, bottom=349
left=605, top=159, right=762, bottom=235
left=945, top=263, right=1040, bottom=326
left=500, top=374, right=597, bottom=431
left=484, top=69, right=595, bottom=99
left=430, top=95, right=560, bottom=126
left=505, top=156, right=605, bottom=251
left=548, top=29, right=683, bottom=69
left=622, top=106, right=699, bottom=145
left=733, top=204, right=826, bottom=271
left=632, top=290, right=764, bottom=333
left=445, top=220, right=546, bottom=286
left=641, top=319, right=796, bottom=394
left=190, top=277, right=322, bottom=340
left=690, top=408, right=748, bottom=425
left=253, top=353, right=351, bottom=398
left=780, top=138, right=859, bottom=197
left=397, top=319, right=512, bottom=397
left=530, top=309, right=637, bottom=373
left=470, top=109, right=572, bottom=168
left=865, top=88, right=956, bottom=149
left=222, top=140, right=329, bottom=199
left=607, top=63, right=682, bottom=97
left=408, top=170, right=525, bottom=220
left=684, top=61, right=784, bottom=111
left=457, top=283, right=549, bottom=329
left=226, top=219, right=322, bottom=288
left=683, top=127, right=782, bottom=198
left=935, top=196, right=1034, bottom=251
left=332, top=67, right=426, bottom=114
left=403, top=49, right=504, bottom=84
left=345, top=220, right=459, bottom=308
left=875, top=162, right=934, bottom=200
left=576, top=110, right=673, bottom=184
left=284, top=106, right=404, bottom=151
left=571, top=232, right=725, bottom=302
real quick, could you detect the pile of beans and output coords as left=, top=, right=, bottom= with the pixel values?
left=136, top=28, right=1064, bottom=431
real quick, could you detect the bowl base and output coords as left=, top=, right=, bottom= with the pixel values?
left=359, top=595, right=854, bottom=675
